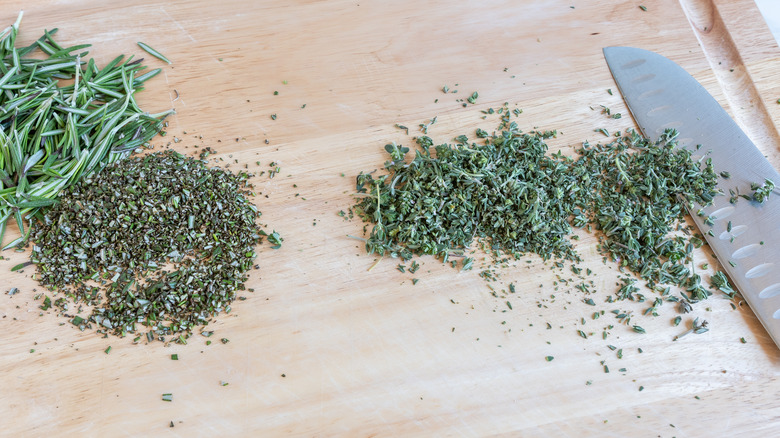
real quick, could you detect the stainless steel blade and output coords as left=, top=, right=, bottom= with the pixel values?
left=603, top=46, right=780, bottom=348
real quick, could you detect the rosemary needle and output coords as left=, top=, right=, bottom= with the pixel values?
left=137, top=42, right=171, bottom=64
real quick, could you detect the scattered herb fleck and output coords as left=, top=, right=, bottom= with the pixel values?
left=750, top=179, right=774, bottom=203
left=674, top=317, right=709, bottom=340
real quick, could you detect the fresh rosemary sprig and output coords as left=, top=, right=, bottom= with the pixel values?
left=0, top=12, right=173, bottom=247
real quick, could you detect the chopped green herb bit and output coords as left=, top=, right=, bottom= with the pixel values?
left=261, top=230, right=283, bottom=249
left=171, top=354, right=179, bottom=360
left=674, top=317, right=709, bottom=340
left=39, top=296, right=51, bottom=310
left=104, top=346, right=112, bottom=354
left=395, top=124, right=409, bottom=135
left=751, top=179, right=775, bottom=203
left=545, top=356, right=554, bottom=362
left=711, top=271, right=736, bottom=298
left=161, top=393, right=173, bottom=402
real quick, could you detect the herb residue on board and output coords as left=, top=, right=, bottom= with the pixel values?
left=31, top=151, right=272, bottom=342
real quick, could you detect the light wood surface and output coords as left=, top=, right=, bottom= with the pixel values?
left=1, top=0, right=779, bottom=436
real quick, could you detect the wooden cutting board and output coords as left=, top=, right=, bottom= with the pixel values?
left=2, top=0, right=779, bottom=435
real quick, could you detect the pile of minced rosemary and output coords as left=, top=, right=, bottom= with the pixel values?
left=30, top=151, right=267, bottom=342
left=353, top=117, right=722, bottom=298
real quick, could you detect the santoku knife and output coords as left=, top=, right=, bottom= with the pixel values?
left=603, top=46, right=780, bottom=349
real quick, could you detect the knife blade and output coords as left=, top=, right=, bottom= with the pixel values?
left=603, top=46, right=780, bottom=349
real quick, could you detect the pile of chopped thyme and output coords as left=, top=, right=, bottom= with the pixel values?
left=355, top=130, right=580, bottom=267
left=352, top=122, right=721, bottom=302
left=30, top=150, right=270, bottom=342
left=573, top=128, right=718, bottom=292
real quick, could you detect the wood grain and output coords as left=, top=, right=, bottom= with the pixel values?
left=1, top=0, right=779, bottom=436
